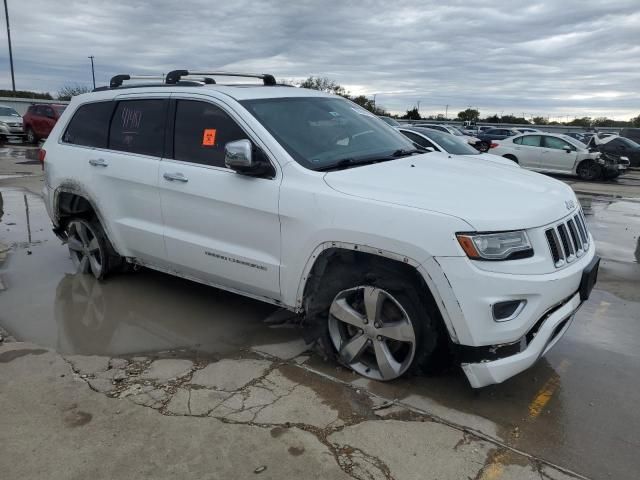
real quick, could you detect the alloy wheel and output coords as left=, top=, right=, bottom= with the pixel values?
left=67, top=220, right=104, bottom=278
left=328, top=286, right=416, bottom=381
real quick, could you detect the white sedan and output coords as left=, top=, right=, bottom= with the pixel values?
left=397, top=126, right=519, bottom=167
left=490, top=132, right=627, bottom=180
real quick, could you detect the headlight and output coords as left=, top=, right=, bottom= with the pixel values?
left=456, top=231, right=533, bottom=260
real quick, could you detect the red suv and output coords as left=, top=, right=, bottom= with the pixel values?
left=23, top=104, right=67, bottom=144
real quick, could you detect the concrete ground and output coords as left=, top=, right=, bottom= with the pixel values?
left=1, top=145, right=639, bottom=479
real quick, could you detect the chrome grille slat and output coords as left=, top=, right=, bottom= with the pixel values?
left=545, top=209, right=591, bottom=268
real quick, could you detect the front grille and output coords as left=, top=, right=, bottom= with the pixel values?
left=545, top=210, right=590, bottom=268
left=8, top=122, right=21, bottom=127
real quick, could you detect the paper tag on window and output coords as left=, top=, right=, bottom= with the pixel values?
left=202, top=129, right=217, bottom=146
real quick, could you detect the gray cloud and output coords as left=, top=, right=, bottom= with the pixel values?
left=1, top=0, right=638, bottom=119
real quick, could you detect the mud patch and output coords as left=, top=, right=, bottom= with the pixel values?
left=288, top=446, right=305, bottom=456
left=63, top=410, right=93, bottom=427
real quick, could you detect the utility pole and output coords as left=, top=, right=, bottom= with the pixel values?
left=88, top=55, right=96, bottom=89
left=373, top=94, right=376, bottom=112
left=445, top=104, right=449, bottom=119
left=3, top=0, right=16, bottom=92
left=417, top=100, right=421, bottom=115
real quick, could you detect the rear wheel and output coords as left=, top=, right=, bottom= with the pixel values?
left=577, top=160, right=602, bottom=181
left=25, top=127, right=38, bottom=145
left=66, top=217, right=122, bottom=280
left=503, top=154, right=518, bottom=164
left=478, top=141, right=489, bottom=152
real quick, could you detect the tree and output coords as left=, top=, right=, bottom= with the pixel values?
left=401, top=107, right=421, bottom=121
left=457, top=108, right=479, bottom=122
left=566, top=117, right=592, bottom=127
left=57, top=84, right=92, bottom=101
left=298, top=76, right=346, bottom=96
left=483, top=114, right=501, bottom=123
left=632, top=115, right=640, bottom=128
left=496, top=115, right=529, bottom=124
left=531, top=116, right=548, bottom=125
left=0, top=89, right=53, bottom=99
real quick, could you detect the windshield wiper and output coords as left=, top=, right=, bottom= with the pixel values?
left=316, top=149, right=422, bottom=172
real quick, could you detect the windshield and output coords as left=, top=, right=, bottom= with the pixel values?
left=53, top=105, right=67, bottom=115
left=379, top=116, right=400, bottom=126
left=0, top=107, right=20, bottom=117
left=560, top=135, right=586, bottom=149
left=446, top=127, right=464, bottom=136
left=417, top=128, right=479, bottom=155
left=241, top=97, right=415, bottom=170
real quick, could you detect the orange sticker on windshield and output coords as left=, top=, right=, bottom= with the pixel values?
left=202, top=129, right=217, bottom=146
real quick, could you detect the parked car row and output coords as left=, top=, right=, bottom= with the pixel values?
left=379, top=116, right=639, bottom=179
left=0, top=103, right=67, bottom=144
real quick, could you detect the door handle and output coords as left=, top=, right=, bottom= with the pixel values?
left=89, top=158, right=108, bottom=167
left=163, top=172, right=188, bottom=183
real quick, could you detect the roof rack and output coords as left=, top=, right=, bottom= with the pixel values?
left=165, top=70, right=276, bottom=86
left=110, top=74, right=166, bottom=88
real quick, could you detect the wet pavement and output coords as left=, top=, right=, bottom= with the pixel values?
left=1, top=145, right=640, bottom=479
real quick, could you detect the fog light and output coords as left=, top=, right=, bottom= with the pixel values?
left=493, top=300, right=526, bottom=321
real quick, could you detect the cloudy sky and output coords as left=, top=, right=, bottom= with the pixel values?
left=1, top=0, right=639, bottom=120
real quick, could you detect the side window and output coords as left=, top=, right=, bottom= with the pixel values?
left=543, top=136, right=572, bottom=150
left=35, top=105, right=45, bottom=116
left=62, top=101, right=114, bottom=148
left=401, top=131, right=436, bottom=149
left=44, top=107, right=55, bottom=118
left=513, top=137, right=522, bottom=145
left=520, top=135, right=541, bottom=147
left=173, top=100, right=249, bottom=167
left=109, top=100, right=166, bottom=157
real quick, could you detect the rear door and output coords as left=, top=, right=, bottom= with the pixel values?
left=84, top=96, right=168, bottom=264
left=512, top=135, right=543, bottom=168
left=158, top=97, right=281, bottom=300
left=539, top=135, right=578, bottom=172
left=41, top=106, right=57, bottom=137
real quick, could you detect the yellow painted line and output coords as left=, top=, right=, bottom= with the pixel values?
left=528, top=359, right=570, bottom=419
left=478, top=451, right=509, bottom=480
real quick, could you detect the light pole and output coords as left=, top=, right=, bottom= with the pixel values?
left=3, top=0, right=15, bottom=92
left=444, top=104, right=449, bottom=119
left=88, top=55, right=96, bottom=89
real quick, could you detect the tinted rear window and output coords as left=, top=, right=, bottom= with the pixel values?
left=109, top=100, right=166, bottom=157
left=62, top=101, right=114, bottom=148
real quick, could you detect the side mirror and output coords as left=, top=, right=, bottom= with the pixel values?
left=424, top=146, right=435, bottom=152
left=563, top=145, right=572, bottom=152
left=225, top=139, right=253, bottom=170
left=224, top=139, right=274, bottom=178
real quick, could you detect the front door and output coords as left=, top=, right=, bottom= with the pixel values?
left=513, top=135, right=543, bottom=169
left=539, top=135, right=578, bottom=172
left=158, top=98, right=281, bottom=301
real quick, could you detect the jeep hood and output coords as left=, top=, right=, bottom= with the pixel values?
left=323, top=152, right=577, bottom=231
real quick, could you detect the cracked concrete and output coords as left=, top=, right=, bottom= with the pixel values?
left=0, top=338, right=587, bottom=480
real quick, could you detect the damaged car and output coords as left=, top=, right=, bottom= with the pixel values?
left=40, top=70, right=599, bottom=388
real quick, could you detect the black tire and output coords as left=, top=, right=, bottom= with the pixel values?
left=576, top=160, right=602, bottom=181
left=65, top=216, right=123, bottom=280
left=478, top=141, right=489, bottom=152
left=25, top=127, right=38, bottom=145
left=304, top=261, right=441, bottom=380
left=503, top=154, right=518, bottom=164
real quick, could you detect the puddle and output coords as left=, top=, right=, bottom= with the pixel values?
left=579, top=195, right=640, bottom=264
left=0, top=188, right=298, bottom=356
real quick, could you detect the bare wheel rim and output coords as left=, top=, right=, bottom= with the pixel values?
left=26, top=129, right=35, bottom=143
left=67, top=220, right=103, bottom=278
left=328, top=286, right=417, bottom=381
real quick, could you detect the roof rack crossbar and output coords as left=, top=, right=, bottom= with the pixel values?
left=165, top=70, right=276, bottom=86
left=109, top=74, right=166, bottom=88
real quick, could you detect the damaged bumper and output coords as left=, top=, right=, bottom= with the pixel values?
left=461, top=292, right=581, bottom=388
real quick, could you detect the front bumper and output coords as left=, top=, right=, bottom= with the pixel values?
left=462, top=292, right=581, bottom=387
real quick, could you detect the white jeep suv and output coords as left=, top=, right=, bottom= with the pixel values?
left=41, top=71, right=599, bottom=388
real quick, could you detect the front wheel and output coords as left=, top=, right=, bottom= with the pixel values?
left=66, top=217, right=122, bottom=280
left=307, top=265, right=440, bottom=381
left=577, top=160, right=602, bottom=181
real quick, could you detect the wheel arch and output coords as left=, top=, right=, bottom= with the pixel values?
left=297, top=242, right=456, bottom=343
left=502, top=154, right=519, bottom=164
